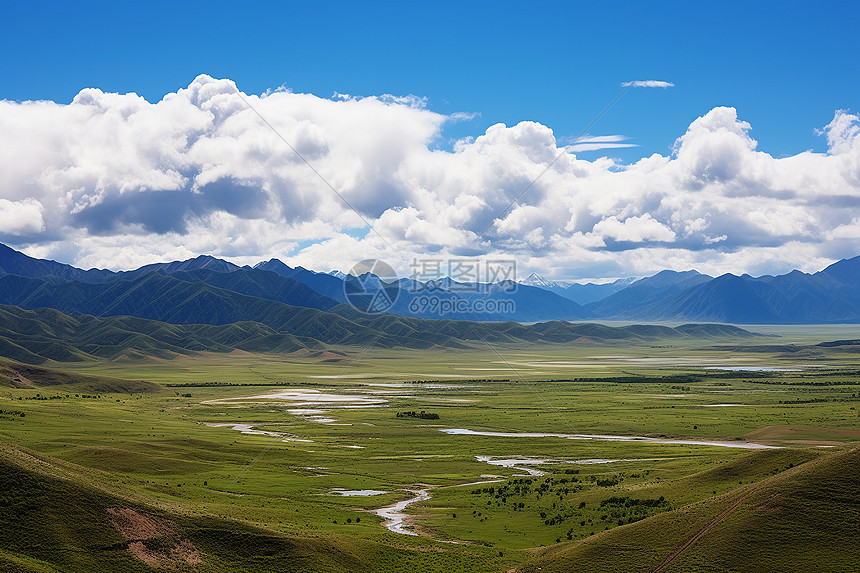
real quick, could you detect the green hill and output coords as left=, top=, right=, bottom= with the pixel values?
left=516, top=446, right=859, bottom=572
left=0, top=358, right=161, bottom=393
left=0, top=443, right=505, bottom=573
left=0, top=302, right=762, bottom=364
left=0, top=305, right=324, bottom=363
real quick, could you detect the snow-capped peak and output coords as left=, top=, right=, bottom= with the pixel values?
left=519, top=272, right=558, bottom=288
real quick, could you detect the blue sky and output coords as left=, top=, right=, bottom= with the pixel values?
left=1, top=1, right=858, bottom=279
left=4, top=1, right=857, bottom=159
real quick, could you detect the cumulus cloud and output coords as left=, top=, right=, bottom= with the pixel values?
left=0, top=198, right=45, bottom=236
left=621, top=80, right=675, bottom=88
left=1, top=75, right=858, bottom=280
left=592, top=214, right=677, bottom=243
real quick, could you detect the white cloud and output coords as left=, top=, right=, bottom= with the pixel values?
left=449, top=111, right=480, bottom=122
left=826, top=217, right=860, bottom=239
left=1, top=76, right=858, bottom=280
left=567, top=135, right=637, bottom=152
left=592, top=214, right=677, bottom=243
left=0, top=198, right=45, bottom=236
left=621, top=80, right=675, bottom=88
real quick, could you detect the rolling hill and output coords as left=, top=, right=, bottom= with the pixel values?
left=0, top=304, right=320, bottom=363
left=516, top=446, right=859, bottom=572
left=0, top=443, right=500, bottom=573
left=0, top=358, right=161, bottom=393
left=0, top=303, right=759, bottom=364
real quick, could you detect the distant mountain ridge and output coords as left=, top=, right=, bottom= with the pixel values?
left=0, top=268, right=340, bottom=318
left=520, top=273, right=569, bottom=289
left=257, top=259, right=586, bottom=322
left=520, top=273, right=639, bottom=305
left=116, top=254, right=242, bottom=279
left=584, top=270, right=714, bottom=317
left=0, top=245, right=240, bottom=283
left=1, top=243, right=858, bottom=324
left=583, top=262, right=860, bottom=324
left=254, top=259, right=348, bottom=303
left=0, top=243, right=113, bottom=283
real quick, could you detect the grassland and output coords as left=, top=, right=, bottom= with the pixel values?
left=0, top=324, right=857, bottom=571
left=516, top=445, right=859, bottom=572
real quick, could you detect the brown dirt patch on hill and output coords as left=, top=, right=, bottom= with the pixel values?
left=107, top=507, right=202, bottom=569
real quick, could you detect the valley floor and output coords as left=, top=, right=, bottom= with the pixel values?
left=0, top=326, right=858, bottom=571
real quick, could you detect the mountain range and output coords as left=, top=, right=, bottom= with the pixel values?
left=583, top=262, right=860, bottom=323
left=1, top=244, right=858, bottom=331
left=0, top=243, right=775, bottom=363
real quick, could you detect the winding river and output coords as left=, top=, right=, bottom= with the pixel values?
left=440, top=428, right=780, bottom=449
left=373, top=490, right=431, bottom=535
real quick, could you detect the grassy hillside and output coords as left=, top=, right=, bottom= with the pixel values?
left=0, top=302, right=763, bottom=364
left=0, top=443, right=508, bottom=572
left=0, top=358, right=161, bottom=393
left=516, top=446, right=859, bottom=572
left=0, top=305, right=324, bottom=363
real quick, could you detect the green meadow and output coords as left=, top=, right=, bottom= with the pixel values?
left=0, top=325, right=857, bottom=571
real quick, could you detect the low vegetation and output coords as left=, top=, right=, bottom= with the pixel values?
left=516, top=446, right=859, bottom=573
left=0, top=326, right=856, bottom=571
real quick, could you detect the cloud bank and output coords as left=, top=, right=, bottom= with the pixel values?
left=1, top=75, right=858, bottom=279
